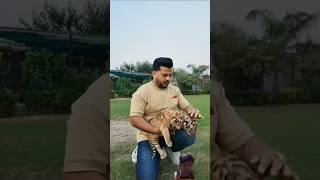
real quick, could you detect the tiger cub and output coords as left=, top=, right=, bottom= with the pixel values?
left=147, top=110, right=199, bottom=159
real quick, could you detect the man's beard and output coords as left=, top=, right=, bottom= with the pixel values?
left=161, top=81, right=169, bottom=88
left=156, top=79, right=169, bottom=88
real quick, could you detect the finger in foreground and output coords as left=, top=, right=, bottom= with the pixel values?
left=282, top=165, right=294, bottom=178
left=249, top=154, right=260, bottom=165
left=257, top=154, right=272, bottom=175
left=270, top=158, right=284, bottom=176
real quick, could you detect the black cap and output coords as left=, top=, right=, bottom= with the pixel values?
left=152, top=57, right=173, bottom=71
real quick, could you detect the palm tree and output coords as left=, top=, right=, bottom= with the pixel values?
left=246, top=9, right=317, bottom=94
left=187, top=64, right=209, bottom=92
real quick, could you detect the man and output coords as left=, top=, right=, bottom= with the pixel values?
left=62, top=63, right=297, bottom=180
left=212, top=80, right=299, bottom=179
left=129, top=57, right=201, bottom=180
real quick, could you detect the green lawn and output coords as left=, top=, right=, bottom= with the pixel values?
left=0, top=118, right=67, bottom=180
left=0, top=103, right=319, bottom=180
left=236, top=104, right=320, bottom=180
left=110, top=98, right=131, bottom=120
left=110, top=94, right=211, bottom=180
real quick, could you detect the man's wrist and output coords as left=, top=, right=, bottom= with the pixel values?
left=152, top=127, right=161, bottom=134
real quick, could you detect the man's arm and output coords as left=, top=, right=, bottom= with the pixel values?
left=129, top=89, right=162, bottom=134
left=63, top=75, right=108, bottom=179
left=130, top=116, right=160, bottom=134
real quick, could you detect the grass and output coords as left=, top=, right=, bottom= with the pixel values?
left=0, top=118, right=67, bottom=180
left=110, top=94, right=211, bottom=180
left=235, top=104, right=320, bottom=180
left=0, top=102, right=319, bottom=179
left=110, top=98, right=131, bottom=119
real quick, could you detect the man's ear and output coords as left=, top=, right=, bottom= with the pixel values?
left=153, top=70, right=160, bottom=79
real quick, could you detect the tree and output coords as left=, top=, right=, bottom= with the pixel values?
left=19, top=1, right=108, bottom=65
left=19, top=0, right=108, bottom=35
left=246, top=9, right=317, bottom=94
left=174, top=68, right=193, bottom=91
left=135, top=61, right=153, bottom=73
left=117, top=62, right=136, bottom=72
left=186, top=64, right=209, bottom=92
left=117, top=60, right=152, bottom=73
left=212, top=22, right=258, bottom=90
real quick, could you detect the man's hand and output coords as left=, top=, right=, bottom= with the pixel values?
left=249, top=150, right=299, bottom=179
left=233, top=136, right=299, bottom=180
left=184, top=106, right=202, bottom=119
left=130, top=116, right=161, bottom=135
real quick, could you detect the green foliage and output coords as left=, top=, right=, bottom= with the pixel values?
left=212, top=23, right=262, bottom=90
left=0, top=88, right=18, bottom=117
left=227, top=90, right=273, bottom=106
left=298, top=52, right=320, bottom=102
left=22, top=50, right=67, bottom=111
left=19, top=0, right=108, bottom=35
left=117, top=60, right=153, bottom=73
left=0, top=52, right=13, bottom=89
left=174, top=69, right=193, bottom=91
left=112, top=78, right=140, bottom=97
left=213, top=10, right=319, bottom=105
left=0, top=53, right=7, bottom=87
left=22, top=50, right=102, bottom=112
left=273, top=88, right=305, bottom=104
left=227, top=87, right=307, bottom=106
left=174, top=65, right=210, bottom=94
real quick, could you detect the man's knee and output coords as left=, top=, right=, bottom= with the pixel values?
left=179, top=130, right=196, bottom=145
left=184, top=135, right=196, bottom=146
left=172, top=130, right=196, bottom=151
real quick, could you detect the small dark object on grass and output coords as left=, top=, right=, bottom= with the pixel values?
left=176, top=154, right=195, bottom=180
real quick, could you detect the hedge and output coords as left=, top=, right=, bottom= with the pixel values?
left=0, top=88, right=18, bottom=117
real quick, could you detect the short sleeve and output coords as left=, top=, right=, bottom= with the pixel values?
left=63, top=75, right=108, bottom=174
left=215, top=82, right=255, bottom=152
left=130, top=91, right=147, bottom=117
left=177, top=88, right=190, bottom=110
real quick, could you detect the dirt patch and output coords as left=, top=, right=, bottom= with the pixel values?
left=110, top=119, right=136, bottom=145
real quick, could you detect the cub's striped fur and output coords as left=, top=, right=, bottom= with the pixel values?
left=147, top=110, right=199, bottom=159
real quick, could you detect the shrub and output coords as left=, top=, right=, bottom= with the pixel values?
left=22, top=50, right=104, bottom=112
left=112, top=78, right=140, bottom=97
left=22, top=50, right=67, bottom=111
left=273, top=88, right=305, bottom=104
left=0, top=88, right=18, bottom=117
left=227, top=90, right=272, bottom=106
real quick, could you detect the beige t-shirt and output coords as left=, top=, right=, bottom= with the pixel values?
left=63, top=74, right=108, bottom=175
left=130, top=81, right=190, bottom=142
left=212, top=80, right=254, bottom=153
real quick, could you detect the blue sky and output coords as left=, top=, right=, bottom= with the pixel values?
left=110, top=0, right=210, bottom=70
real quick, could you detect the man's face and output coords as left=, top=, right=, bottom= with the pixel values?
left=153, top=66, right=173, bottom=88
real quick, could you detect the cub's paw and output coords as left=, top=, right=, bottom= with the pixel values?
left=166, top=142, right=173, bottom=147
left=159, top=150, right=167, bottom=159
